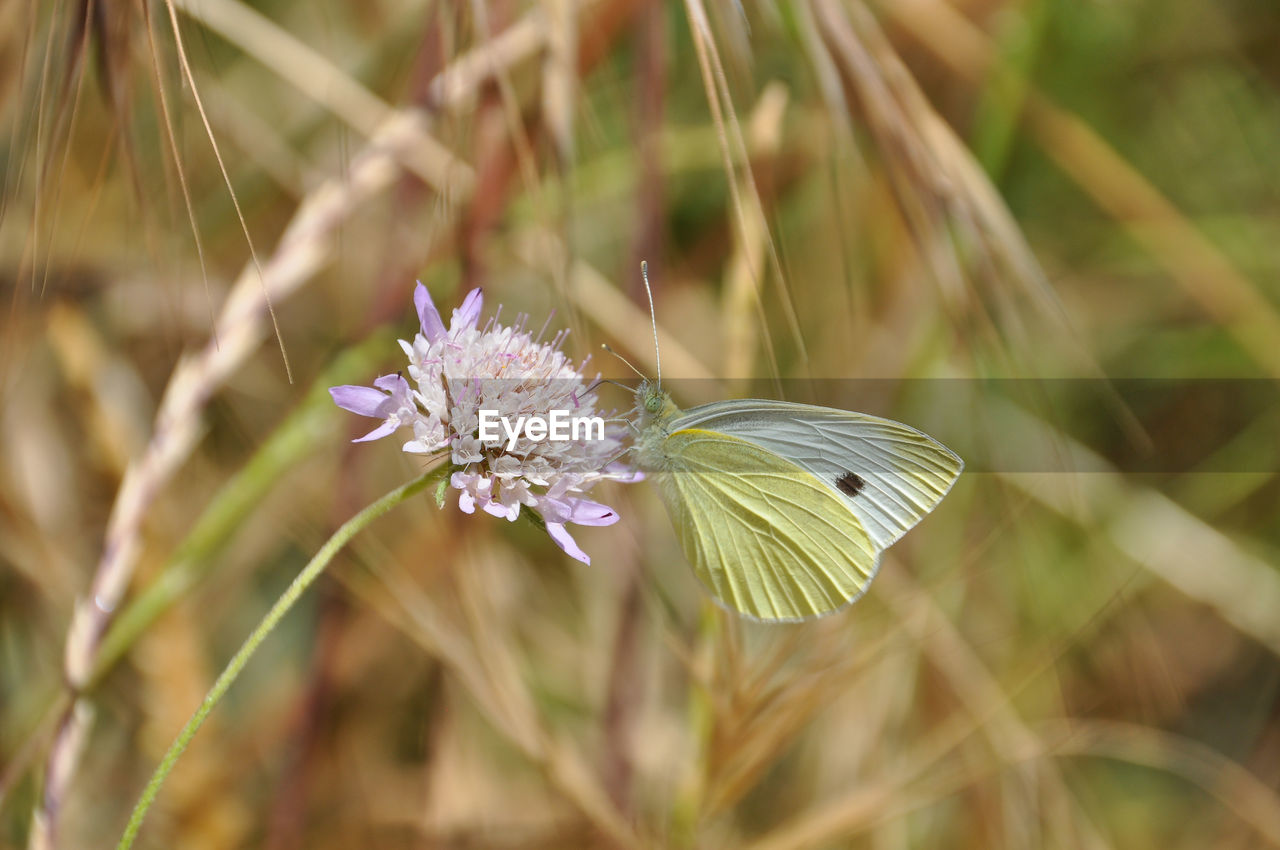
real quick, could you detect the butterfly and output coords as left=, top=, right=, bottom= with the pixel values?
left=625, top=265, right=963, bottom=622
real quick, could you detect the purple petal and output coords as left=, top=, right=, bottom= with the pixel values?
left=566, top=499, right=620, bottom=527
left=415, top=282, right=447, bottom=342
left=483, top=501, right=517, bottom=520
left=373, top=373, right=410, bottom=395
left=452, top=288, right=483, bottom=331
left=536, top=496, right=575, bottom=523
left=546, top=522, right=590, bottom=565
left=354, top=420, right=399, bottom=443
left=330, top=385, right=391, bottom=417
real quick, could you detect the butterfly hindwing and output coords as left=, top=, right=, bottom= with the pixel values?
left=655, top=428, right=879, bottom=621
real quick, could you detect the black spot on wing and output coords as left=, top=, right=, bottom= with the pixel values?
left=835, top=471, right=865, bottom=498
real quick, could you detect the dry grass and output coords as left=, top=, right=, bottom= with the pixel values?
left=3, top=1, right=1279, bottom=848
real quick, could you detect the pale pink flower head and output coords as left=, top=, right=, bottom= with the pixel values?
left=330, top=283, right=638, bottom=564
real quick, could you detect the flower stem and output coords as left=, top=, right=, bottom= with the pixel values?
left=115, top=465, right=446, bottom=850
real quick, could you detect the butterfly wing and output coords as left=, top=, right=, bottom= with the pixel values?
left=668, top=400, right=963, bottom=552
left=654, top=428, right=880, bottom=621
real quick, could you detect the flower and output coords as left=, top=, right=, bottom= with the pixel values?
left=330, top=283, right=638, bottom=564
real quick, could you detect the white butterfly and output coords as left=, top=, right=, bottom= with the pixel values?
left=626, top=265, right=962, bottom=622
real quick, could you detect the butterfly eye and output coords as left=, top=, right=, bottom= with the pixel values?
left=645, top=394, right=663, bottom=413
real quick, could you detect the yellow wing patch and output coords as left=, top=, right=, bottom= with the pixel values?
left=654, top=429, right=879, bottom=621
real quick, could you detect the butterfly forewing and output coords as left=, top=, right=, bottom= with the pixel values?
left=668, top=400, right=963, bottom=551
left=655, top=428, right=880, bottom=621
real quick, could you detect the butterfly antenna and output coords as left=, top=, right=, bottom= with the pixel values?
left=641, top=260, right=661, bottom=387
left=583, top=376, right=633, bottom=394
left=601, top=343, right=645, bottom=380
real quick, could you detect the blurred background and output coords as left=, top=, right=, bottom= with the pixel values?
left=3, top=0, right=1280, bottom=848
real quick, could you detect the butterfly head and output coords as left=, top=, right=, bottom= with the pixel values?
left=636, top=379, right=679, bottom=424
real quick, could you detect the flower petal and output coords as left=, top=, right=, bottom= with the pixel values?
left=330, top=385, right=391, bottom=417
left=415, top=282, right=447, bottom=342
left=483, top=500, right=518, bottom=520
left=453, top=288, right=483, bottom=332
left=546, top=521, right=590, bottom=565
left=354, top=420, right=400, bottom=442
left=569, top=499, right=620, bottom=526
left=373, top=373, right=410, bottom=396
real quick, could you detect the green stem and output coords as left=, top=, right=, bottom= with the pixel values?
left=115, top=464, right=447, bottom=850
